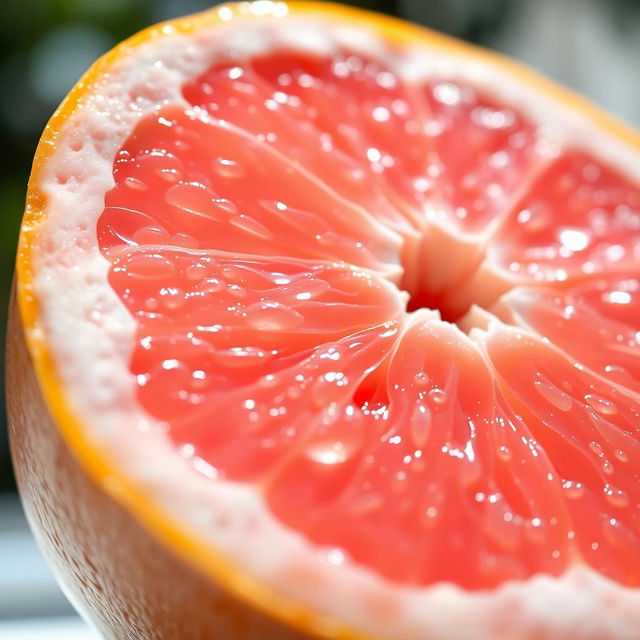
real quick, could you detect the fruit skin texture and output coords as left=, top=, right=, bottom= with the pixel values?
left=7, top=292, right=320, bottom=640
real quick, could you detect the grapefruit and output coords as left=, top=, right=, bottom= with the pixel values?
left=7, top=2, right=640, bottom=638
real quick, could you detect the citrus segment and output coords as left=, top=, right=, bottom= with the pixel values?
left=494, top=150, right=640, bottom=281
left=449, top=149, right=640, bottom=316
left=483, top=327, right=640, bottom=585
left=99, top=104, right=401, bottom=275
left=422, top=79, right=544, bottom=233
left=182, top=50, right=426, bottom=234
left=268, top=317, right=572, bottom=588
left=493, top=275, right=640, bottom=388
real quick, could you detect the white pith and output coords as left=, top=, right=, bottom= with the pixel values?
left=30, top=4, right=640, bottom=639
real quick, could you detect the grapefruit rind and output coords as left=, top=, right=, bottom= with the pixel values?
left=14, top=3, right=640, bottom=639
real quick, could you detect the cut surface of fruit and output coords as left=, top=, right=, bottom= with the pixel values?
left=11, top=2, right=640, bottom=639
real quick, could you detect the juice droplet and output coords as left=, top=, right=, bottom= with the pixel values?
left=604, top=484, right=629, bottom=508
left=259, top=373, right=279, bottom=388
left=124, top=176, right=148, bottom=190
left=198, top=277, right=224, bottom=294
left=414, top=371, right=429, bottom=386
left=185, top=261, right=213, bottom=281
left=614, top=449, right=628, bottom=463
left=165, top=182, right=234, bottom=221
left=497, top=445, right=511, bottom=461
left=562, top=480, right=585, bottom=499
left=124, top=252, right=175, bottom=279
left=132, top=226, right=171, bottom=245
left=516, top=204, right=551, bottom=232
left=601, top=459, right=614, bottom=476
left=229, top=214, right=274, bottom=240
left=214, top=346, right=272, bottom=368
left=190, top=370, right=209, bottom=390
left=160, top=286, right=185, bottom=310
left=306, top=440, right=352, bottom=465
left=244, top=301, right=304, bottom=331
left=428, top=388, right=447, bottom=405
left=312, top=371, right=349, bottom=408
left=584, top=394, right=617, bottom=415
left=213, top=156, right=245, bottom=179
left=534, top=378, right=572, bottom=412
left=410, top=404, right=431, bottom=448
left=173, top=232, right=199, bottom=249
left=589, top=441, right=604, bottom=456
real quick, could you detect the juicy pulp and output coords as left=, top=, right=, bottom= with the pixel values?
left=96, top=45, right=640, bottom=590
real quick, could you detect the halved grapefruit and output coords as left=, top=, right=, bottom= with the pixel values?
left=7, top=2, right=640, bottom=639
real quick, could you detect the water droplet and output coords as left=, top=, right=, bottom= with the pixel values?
left=198, top=277, right=224, bottom=294
left=601, top=459, right=615, bottom=475
left=125, top=252, right=175, bottom=279
left=497, top=445, right=511, bottom=461
left=185, top=261, right=212, bottom=281
left=159, top=286, right=184, bottom=310
left=229, top=215, right=273, bottom=240
left=124, top=176, right=148, bottom=190
left=410, top=404, right=431, bottom=448
left=534, top=378, right=572, bottom=412
left=428, top=388, right=447, bottom=405
left=244, top=301, right=304, bottom=331
left=603, top=290, right=632, bottom=305
left=559, top=228, right=590, bottom=252
left=324, top=547, right=349, bottom=566
left=433, top=82, right=462, bottom=106
left=131, top=226, right=171, bottom=245
left=191, top=370, right=209, bottom=389
left=166, top=183, right=234, bottom=221
left=589, top=441, right=604, bottom=456
left=516, top=204, right=551, bottom=232
left=584, top=394, right=617, bottom=415
left=173, top=232, right=199, bottom=249
left=214, top=346, right=272, bottom=368
left=307, top=440, right=351, bottom=465
left=259, top=373, right=279, bottom=388
left=604, top=484, right=629, bottom=508
left=562, top=480, right=585, bottom=499
left=227, top=283, right=247, bottom=298
left=414, top=371, right=429, bottom=386
left=614, top=449, right=628, bottom=463
left=157, top=167, right=182, bottom=183
left=213, top=157, right=245, bottom=179
left=371, top=106, right=390, bottom=122
left=312, top=371, right=349, bottom=408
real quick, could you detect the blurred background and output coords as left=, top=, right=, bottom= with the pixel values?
left=1, top=0, right=639, bottom=634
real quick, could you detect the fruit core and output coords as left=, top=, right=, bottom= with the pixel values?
left=96, top=44, right=640, bottom=590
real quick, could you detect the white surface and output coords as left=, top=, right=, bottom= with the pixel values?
left=0, top=495, right=74, bottom=619
left=0, top=617, right=99, bottom=640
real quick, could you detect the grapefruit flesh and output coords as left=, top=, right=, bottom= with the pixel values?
left=11, top=4, right=640, bottom=639
left=96, top=46, right=640, bottom=590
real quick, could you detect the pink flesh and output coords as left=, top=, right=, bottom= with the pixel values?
left=97, top=47, right=640, bottom=589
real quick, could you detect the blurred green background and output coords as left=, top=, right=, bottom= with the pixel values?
left=2, top=0, right=640, bottom=492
